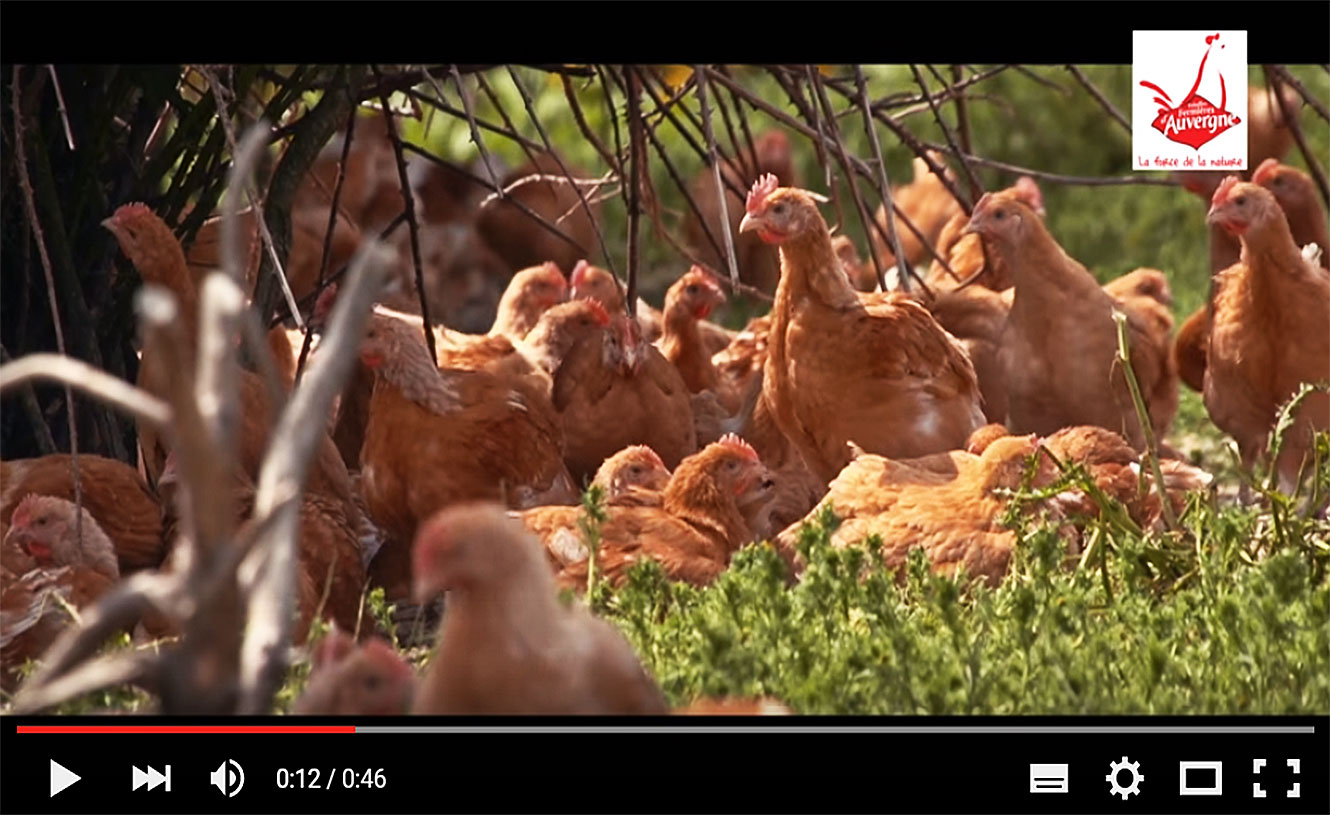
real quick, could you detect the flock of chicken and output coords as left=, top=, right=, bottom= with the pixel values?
left=1, top=82, right=1326, bottom=715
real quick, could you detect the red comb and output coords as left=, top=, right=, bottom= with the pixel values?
left=1013, top=177, right=1044, bottom=214
left=1252, top=158, right=1281, bottom=187
left=1212, top=175, right=1241, bottom=207
left=717, top=432, right=760, bottom=462
left=746, top=173, right=780, bottom=215
left=10, top=493, right=43, bottom=528
left=570, top=259, right=591, bottom=288
left=584, top=298, right=610, bottom=326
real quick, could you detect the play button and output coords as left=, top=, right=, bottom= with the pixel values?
left=49, top=759, right=80, bottom=797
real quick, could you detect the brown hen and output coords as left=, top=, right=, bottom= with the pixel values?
left=964, top=193, right=1177, bottom=449
left=1204, top=178, right=1330, bottom=487
left=738, top=174, right=985, bottom=484
left=411, top=503, right=667, bottom=714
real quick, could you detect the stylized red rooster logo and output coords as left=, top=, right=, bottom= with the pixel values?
left=1139, top=33, right=1241, bottom=150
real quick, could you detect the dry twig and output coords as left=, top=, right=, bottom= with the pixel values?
left=11, top=64, right=83, bottom=545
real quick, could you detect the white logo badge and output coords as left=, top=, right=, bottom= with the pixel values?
left=1132, top=30, right=1248, bottom=172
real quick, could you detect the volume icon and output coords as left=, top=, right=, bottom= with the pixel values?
left=211, top=759, right=245, bottom=797
left=132, top=764, right=171, bottom=792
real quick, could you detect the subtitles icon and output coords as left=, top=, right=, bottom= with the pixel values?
left=1029, top=763, right=1069, bottom=793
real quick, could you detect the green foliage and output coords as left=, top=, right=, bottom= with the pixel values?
left=366, top=586, right=398, bottom=650
left=601, top=488, right=1330, bottom=714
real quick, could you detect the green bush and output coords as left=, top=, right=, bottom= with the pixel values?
left=602, top=480, right=1330, bottom=715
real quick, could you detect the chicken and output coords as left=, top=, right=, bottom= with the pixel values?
left=674, top=697, right=793, bottom=715
left=963, top=192, right=1177, bottom=449
left=475, top=152, right=601, bottom=276
left=410, top=220, right=513, bottom=334
left=553, top=312, right=698, bottom=482
left=1254, top=160, right=1330, bottom=271
left=358, top=314, right=576, bottom=599
left=966, top=424, right=1213, bottom=533
left=832, top=234, right=878, bottom=293
left=590, top=445, right=672, bottom=506
left=156, top=450, right=368, bottom=643
left=711, top=314, right=771, bottom=400
left=488, top=261, right=569, bottom=342
left=293, top=629, right=415, bottom=715
left=924, top=285, right=1013, bottom=424
left=1203, top=177, right=1330, bottom=487
left=569, top=259, right=664, bottom=345
left=926, top=177, right=1045, bottom=293
left=658, top=266, right=732, bottom=405
left=775, top=435, right=1055, bottom=586
left=411, top=503, right=668, bottom=714
left=1, top=455, right=164, bottom=574
left=722, top=367, right=821, bottom=532
left=684, top=129, right=800, bottom=293
left=870, top=152, right=964, bottom=275
left=1, top=495, right=120, bottom=690
left=738, top=174, right=985, bottom=484
left=102, top=204, right=363, bottom=535
left=523, top=435, right=777, bottom=588
left=183, top=205, right=362, bottom=307
left=1173, top=159, right=1328, bottom=393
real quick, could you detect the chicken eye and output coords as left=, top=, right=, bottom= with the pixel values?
left=1235, top=196, right=1247, bottom=206
left=364, top=675, right=382, bottom=691
left=726, top=459, right=739, bottom=471
left=34, top=517, right=48, bottom=527
left=629, top=465, right=642, bottom=476
left=771, top=203, right=786, bottom=215
left=685, top=284, right=699, bottom=295
left=994, top=210, right=1006, bottom=220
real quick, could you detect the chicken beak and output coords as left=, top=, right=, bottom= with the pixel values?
left=960, top=220, right=980, bottom=236
left=738, top=212, right=760, bottom=235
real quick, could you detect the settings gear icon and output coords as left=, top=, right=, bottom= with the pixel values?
left=1106, top=756, right=1144, bottom=799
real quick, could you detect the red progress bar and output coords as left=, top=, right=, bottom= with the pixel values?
left=17, top=725, right=356, bottom=734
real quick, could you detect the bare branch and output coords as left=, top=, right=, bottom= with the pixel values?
left=237, top=241, right=393, bottom=713
left=299, top=81, right=358, bottom=384
left=705, top=67, right=961, bottom=279
left=199, top=68, right=302, bottom=329
left=45, top=65, right=75, bottom=151
left=855, top=67, right=926, bottom=298
left=373, top=65, right=436, bottom=364
left=402, top=142, right=588, bottom=255
left=1264, top=65, right=1330, bottom=208
left=0, top=343, right=57, bottom=455
left=922, top=142, right=1189, bottom=187
left=911, top=64, right=980, bottom=206
left=624, top=67, right=644, bottom=317
left=560, top=73, right=623, bottom=175
left=506, top=66, right=621, bottom=280
left=1065, top=66, right=1131, bottom=134
left=0, top=354, right=172, bottom=430
left=694, top=64, right=742, bottom=289
left=1266, top=65, right=1329, bottom=123
left=11, top=64, right=83, bottom=549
